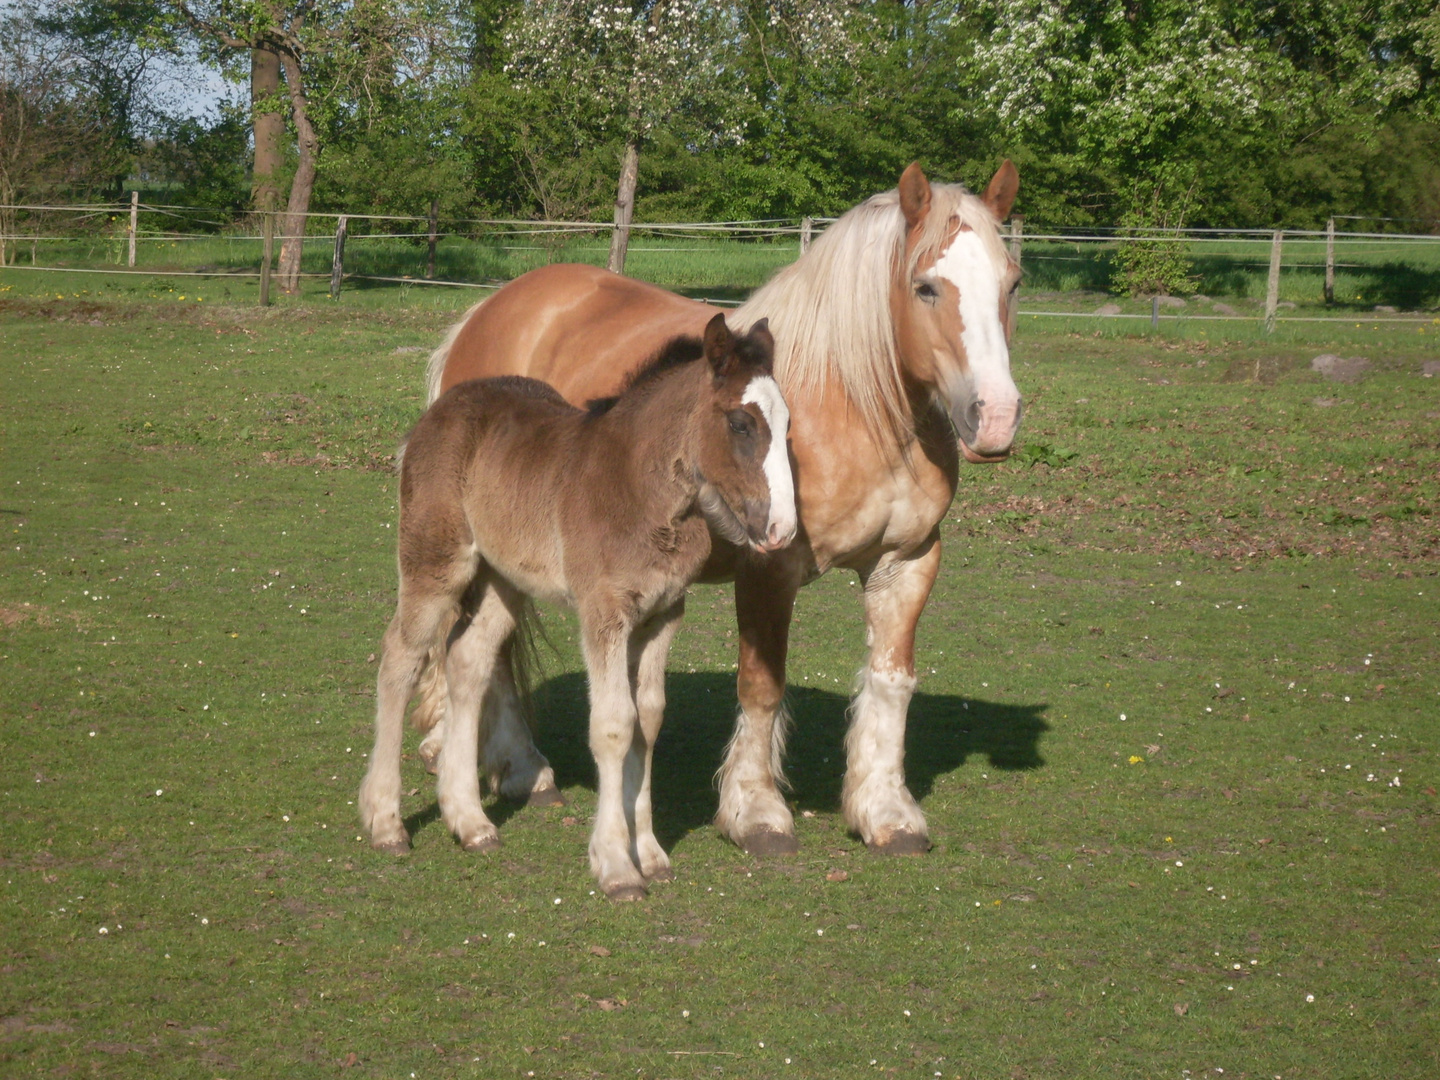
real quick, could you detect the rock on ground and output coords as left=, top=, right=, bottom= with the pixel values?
left=1310, top=354, right=1370, bottom=382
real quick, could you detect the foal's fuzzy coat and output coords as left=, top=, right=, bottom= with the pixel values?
left=359, top=315, right=793, bottom=898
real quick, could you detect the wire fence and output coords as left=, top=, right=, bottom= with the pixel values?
left=2, top=198, right=1437, bottom=324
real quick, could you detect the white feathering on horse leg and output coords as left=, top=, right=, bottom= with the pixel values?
left=842, top=665, right=928, bottom=848
left=482, top=678, right=558, bottom=802
left=715, top=702, right=796, bottom=847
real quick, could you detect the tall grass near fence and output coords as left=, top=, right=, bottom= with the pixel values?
left=1, top=294, right=1437, bottom=1077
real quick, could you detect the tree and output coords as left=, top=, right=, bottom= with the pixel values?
left=0, top=3, right=126, bottom=264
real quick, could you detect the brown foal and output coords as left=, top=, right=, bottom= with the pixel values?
left=358, top=315, right=795, bottom=898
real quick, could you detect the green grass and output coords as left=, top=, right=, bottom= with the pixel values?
left=1, top=292, right=1438, bottom=1078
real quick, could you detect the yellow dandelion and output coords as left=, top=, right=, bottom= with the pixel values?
left=1128, top=755, right=1144, bottom=765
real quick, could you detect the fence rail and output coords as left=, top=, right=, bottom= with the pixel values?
left=2, top=197, right=1436, bottom=325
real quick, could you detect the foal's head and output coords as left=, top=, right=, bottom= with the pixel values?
left=694, top=314, right=796, bottom=554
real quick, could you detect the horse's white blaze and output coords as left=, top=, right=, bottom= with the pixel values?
left=741, top=374, right=796, bottom=547
left=934, top=229, right=1021, bottom=449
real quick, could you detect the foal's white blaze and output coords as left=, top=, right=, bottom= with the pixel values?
left=933, top=228, right=1022, bottom=455
left=741, top=374, right=796, bottom=550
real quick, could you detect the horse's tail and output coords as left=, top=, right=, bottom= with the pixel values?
left=425, top=295, right=490, bottom=406
left=407, top=595, right=545, bottom=735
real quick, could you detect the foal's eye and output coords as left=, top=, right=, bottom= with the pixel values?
left=727, top=411, right=752, bottom=436
left=915, top=281, right=939, bottom=303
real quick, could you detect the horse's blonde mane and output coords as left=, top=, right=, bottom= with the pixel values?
left=734, top=182, right=1007, bottom=446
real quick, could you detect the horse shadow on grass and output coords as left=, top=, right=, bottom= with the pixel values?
left=513, top=671, right=1048, bottom=850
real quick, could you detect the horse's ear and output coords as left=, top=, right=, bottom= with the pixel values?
left=743, top=318, right=775, bottom=374
left=898, top=162, right=931, bottom=229
left=703, top=312, right=737, bottom=378
left=982, top=159, right=1019, bottom=222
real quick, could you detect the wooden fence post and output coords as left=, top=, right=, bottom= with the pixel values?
left=1151, top=294, right=1160, bottom=329
left=330, top=215, right=348, bottom=299
left=800, top=216, right=813, bottom=255
left=128, top=191, right=138, bottom=267
left=1324, top=217, right=1335, bottom=305
left=260, top=211, right=274, bottom=307
left=426, top=199, right=438, bottom=279
left=1263, top=229, right=1283, bottom=333
left=1008, top=215, right=1024, bottom=266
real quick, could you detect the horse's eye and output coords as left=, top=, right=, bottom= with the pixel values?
left=915, top=281, right=938, bottom=303
left=727, top=411, right=752, bottom=436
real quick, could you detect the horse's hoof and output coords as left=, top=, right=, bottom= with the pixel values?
left=461, top=834, right=502, bottom=853
left=372, top=838, right=410, bottom=856
left=418, top=748, right=440, bottom=776
left=526, top=785, right=566, bottom=808
left=645, top=865, right=675, bottom=883
left=739, top=828, right=799, bottom=856
left=867, top=830, right=931, bottom=856
left=604, top=883, right=648, bottom=902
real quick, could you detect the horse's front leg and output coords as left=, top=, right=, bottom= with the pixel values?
left=843, top=533, right=941, bottom=854
left=582, top=617, right=649, bottom=900
left=716, top=557, right=804, bottom=855
left=629, top=600, right=685, bottom=882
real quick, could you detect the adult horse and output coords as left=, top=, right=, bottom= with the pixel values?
left=415, top=162, right=1022, bottom=855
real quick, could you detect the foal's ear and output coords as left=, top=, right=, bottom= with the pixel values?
left=742, top=318, right=775, bottom=374
left=982, top=159, right=1019, bottom=222
left=898, top=162, right=931, bottom=230
left=703, top=312, right=737, bottom=378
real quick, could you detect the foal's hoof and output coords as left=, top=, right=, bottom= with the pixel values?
left=604, top=883, right=648, bottom=902
left=372, top=837, right=410, bottom=856
left=526, top=784, right=566, bottom=808
left=461, top=834, right=502, bottom=854
left=417, top=745, right=441, bottom=776
left=866, top=830, right=931, bottom=856
left=739, top=828, right=799, bottom=857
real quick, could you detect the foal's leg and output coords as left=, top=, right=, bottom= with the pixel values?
left=359, top=585, right=460, bottom=854
left=581, top=613, right=648, bottom=900
left=436, top=581, right=517, bottom=852
left=716, top=557, right=804, bottom=855
left=842, top=534, right=941, bottom=854
left=480, top=641, right=564, bottom=806
left=628, top=600, right=685, bottom=882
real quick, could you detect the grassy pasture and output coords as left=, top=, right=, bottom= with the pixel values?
left=1, top=287, right=1438, bottom=1079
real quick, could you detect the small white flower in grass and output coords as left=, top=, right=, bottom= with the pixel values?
left=1306, top=994, right=1315, bottom=1002
left=1176, top=861, right=1183, bottom=867
left=507, top=932, right=515, bottom=939
left=282, top=815, right=289, bottom=822
left=682, top=1009, right=690, bottom=1018
left=155, top=789, right=163, bottom=797
left=200, top=917, right=208, bottom=925
left=98, top=927, right=108, bottom=935
left=903, top=1009, right=911, bottom=1017
left=1120, top=713, right=1127, bottom=721
left=1344, top=696, right=1350, bottom=702
left=817, top=929, right=823, bottom=936
left=554, top=897, right=562, bottom=905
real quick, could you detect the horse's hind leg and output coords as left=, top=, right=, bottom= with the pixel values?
left=716, top=558, right=805, bottom=856
left=842, top=536, right=940, bottom=854
left=481, top=639, right=563, bottom=806
left=436, top=579, right=517, bottom=852
left=360, top=585, right=459, bottom=854
left=628, top=600, right=685, bottom=882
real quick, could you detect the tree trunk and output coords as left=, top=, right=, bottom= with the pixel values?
left=250, top=48, right=284, bottom=213
left=607, top=136, right=640, bottom=275
left=276, top=50, right=320, bottom=296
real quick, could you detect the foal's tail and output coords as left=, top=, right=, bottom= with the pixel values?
left=424, top=295, right=490, bottom=406
left=407, top=595, right=544, bottom=734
